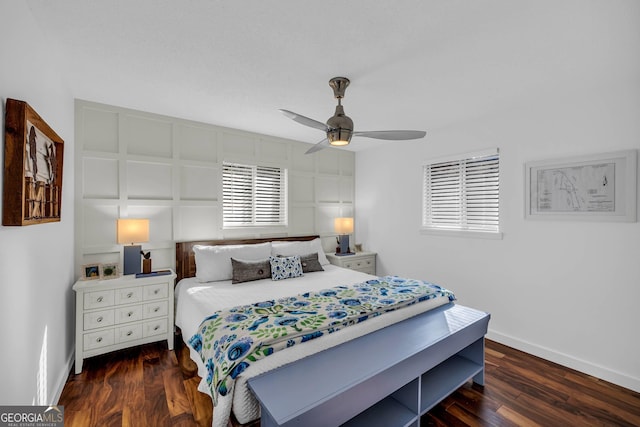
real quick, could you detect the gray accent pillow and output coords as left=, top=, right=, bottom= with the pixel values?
left=277, top=252, right=324, bottom=273
left=300, top=252, right=324, bottom=273
left=231, top=258, right=271, bottom=284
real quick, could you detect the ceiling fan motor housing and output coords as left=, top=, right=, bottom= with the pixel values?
left=327, top=105, right=353, bottom=145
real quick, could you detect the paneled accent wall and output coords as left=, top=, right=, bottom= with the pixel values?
left=75, top=100, right=354, bottom=273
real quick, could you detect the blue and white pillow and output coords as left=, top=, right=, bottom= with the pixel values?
left=269, top=255, right=303, bottom=281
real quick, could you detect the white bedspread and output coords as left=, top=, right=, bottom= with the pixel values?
left=175, top=265, right=451, bottom=426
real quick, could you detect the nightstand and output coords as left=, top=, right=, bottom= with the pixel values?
left=325, top=251, right=376, bottom=275
left=72, top=270, right=176, bottom=374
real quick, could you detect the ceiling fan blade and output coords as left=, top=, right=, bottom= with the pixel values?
left=305, top=138, right=329, bottom=154
left=279, top=109, right=329, bottom=132
left=352, top=130, right=426, bottom=140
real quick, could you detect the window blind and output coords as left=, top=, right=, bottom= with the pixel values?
left=223, top=162, right=287, bottom=227
left=422, top=151, right=499, bottom=232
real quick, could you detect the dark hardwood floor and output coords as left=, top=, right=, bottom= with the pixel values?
left=59, top=338, right=640, bottom=426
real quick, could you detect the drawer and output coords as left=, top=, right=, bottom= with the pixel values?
left=143, top=301, right=168, bottom=319
left=143, top=318, right=168, bottom=338
left=144, top=283, right=168, bottom=301
left=115, top=324, right=143, bottom=344
left=354, top=266, right=376, bottom=275
left=115, top=305, right=143, bottom=324
left=343, top=257, right=375, bottom=270
left=116, top=286, right=143, bottom=305
left=84, top=290, right=115, bottom=310
left=84, top=329, right=115, bottom=351
left=84, top=309, right=115, bottom=331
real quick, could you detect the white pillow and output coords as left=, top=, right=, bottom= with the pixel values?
left=271, top=238, right=330, bottom=266
left=193, top=242, right=272, bottom=282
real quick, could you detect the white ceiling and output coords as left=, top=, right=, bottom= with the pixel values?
left=25, top=0, right=637, bottom=151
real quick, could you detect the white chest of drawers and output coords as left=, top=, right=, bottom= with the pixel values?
left=73, top=270, right=176, bottom=373
left=325, top=252, right=377, bottom=275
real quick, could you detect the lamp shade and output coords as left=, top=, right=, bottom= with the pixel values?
left=334, top=217, right=354, bottom=234
left=117, top=218, right=149, bottom=244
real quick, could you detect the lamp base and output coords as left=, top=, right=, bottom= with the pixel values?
left=338, top=234, right=351, bottom=255
left=123, top=245, right=142, bottom=275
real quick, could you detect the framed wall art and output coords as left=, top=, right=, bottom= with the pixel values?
left=3, top=98, right=64, bottom=226
left=525, top=150, right=637, bottom=222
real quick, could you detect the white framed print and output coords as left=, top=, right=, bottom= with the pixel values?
left=525, top=150, right=636, bottom=222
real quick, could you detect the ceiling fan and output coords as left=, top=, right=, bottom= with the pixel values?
left=280, top=77, right=426, bottom=154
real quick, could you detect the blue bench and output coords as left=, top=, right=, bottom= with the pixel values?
left=248, top=303, right=490, bottom=427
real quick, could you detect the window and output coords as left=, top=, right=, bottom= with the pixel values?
left=222, top=162, right=287, bottom=227
left=422, top=149, right=500, bottom=236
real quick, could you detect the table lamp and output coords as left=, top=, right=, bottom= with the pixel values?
left=334, top=217, right=354, bottom=256
left=117, top=218, right=149, bottom=275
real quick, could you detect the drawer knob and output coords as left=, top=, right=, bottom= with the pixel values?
left=97, top=296, right=103, bottom=303
left=126, top=292, right=133, bottom=298
left=127, top=311, right=133, bottom=317
left=96, top=337, right=102, bottom=343
left=154, top=325, right=160, bottom=331
left=153, top=307, right=160, bottom=312
left=154, top=289, right=159, bottom=295
left=97, top=316, right=103, bottom=323
left=126, top=331, right=133, bottom=336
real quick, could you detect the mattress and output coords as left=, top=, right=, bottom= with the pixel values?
left=175, top=265, right=451, bottom=426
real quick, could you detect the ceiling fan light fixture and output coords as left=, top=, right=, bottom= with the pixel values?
left=327, top=134, right=351, bottom=147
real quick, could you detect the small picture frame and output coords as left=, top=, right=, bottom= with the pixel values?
left=100, top=263, right=119, bottom=280
left=82, top=263, right=101, bottom=280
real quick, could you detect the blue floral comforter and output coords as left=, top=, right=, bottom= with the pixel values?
left=188, top=276, right=455, bottom=404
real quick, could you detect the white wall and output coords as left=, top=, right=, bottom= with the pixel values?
left=355, top=5, right=640, bottom=392
left=0, top=3, right=75, bottom=405
left=75, top=100, right=355, bottom=273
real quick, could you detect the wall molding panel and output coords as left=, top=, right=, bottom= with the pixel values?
left=75, top=100, right=355, bottom=272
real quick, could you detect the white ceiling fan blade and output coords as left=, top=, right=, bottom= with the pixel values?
left=353, top=130, right=426, bottom=140
left=305, top=138, right=329, bottom=154
left=279, top=109, right=329, bottom=132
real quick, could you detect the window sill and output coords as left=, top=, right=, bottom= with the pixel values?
left=420, top=227, right=503, bottom=240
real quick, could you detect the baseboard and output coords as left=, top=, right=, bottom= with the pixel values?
left=53, top=350, right=75, bottom=404
left=487, top=329, right=640, bottom=394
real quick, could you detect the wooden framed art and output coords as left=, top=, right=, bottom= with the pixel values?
left=3, top=98, right=64, bottom=226
left=525, top=150, right=637, bottom=222
left=82, top=264, right=101, bottom=280
left=100, top=263, right=119, bottom=279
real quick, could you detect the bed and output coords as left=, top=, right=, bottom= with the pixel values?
left=174, top=236, right=489, bottom=427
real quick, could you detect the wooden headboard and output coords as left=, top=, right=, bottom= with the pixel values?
left=175, top=235, right=320, bottom=283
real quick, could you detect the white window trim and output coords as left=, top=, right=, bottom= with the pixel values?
left=421, top=148, right=502, bottom=239
left=420, top=227, right=503, bottom=239
left=423, top=148, right=498, bottom=165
